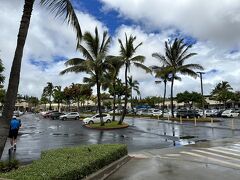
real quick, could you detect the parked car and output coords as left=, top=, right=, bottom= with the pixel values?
left=13, top=110, right=23, bottom=117
left=213, top=110, right=225, bottom=117
left=83, top=113, right=112, bottom=124
left=59, top=112, right=80, bottom=120
left=205, top=109, right=217, bottom=117
left=43, top=111, right=58, bottom=118
left=176, top=110, right=201, bottom=118
left=221, top=110, right=239, bottom=118
left=50, top=112, right=65, bottom=120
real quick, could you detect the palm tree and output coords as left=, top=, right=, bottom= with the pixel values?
left=60, top=27, right=111, bottom=126
left=2, top=0, right=82, bottom=125
left=102, top=57, right=123, bottom=121
left=43, top=82, right=54, bottom=110
left=211, top=81, right=233, bottom=109
left=117, top=34, right=151, bottom=124
left=0, top=58, right=5, bottom=88
left=128, top=76, right=140, bottom=110
left=53, top=86, right=63, bottom=111
left=153, top=38, right=203, bottom=117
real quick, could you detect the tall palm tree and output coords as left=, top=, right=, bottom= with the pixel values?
left=102, top=57, right=123, bottom=121
left=211, top=81, right=233, bottom=109
left=128, top=76, right=140, bottom=110
left=117, top=34, right=151, bottom=124
left=43, top=82, right=54, bottom=110
left=2, top=0, right=82, bottom=124
left=53, top=86, right=63, bottom=111
left=153, top=38, right=203, bottom=117
left=152, top=65, right=180, bottom=116
left=60, top=27, right=111, bottom=126
left=0, top=58, right=5, bottom=88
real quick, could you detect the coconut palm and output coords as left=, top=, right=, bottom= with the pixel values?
left=152, top=38, right=203, bottom=117
left=60, top=27, right=111, bottom=126
left=211, top=81, right=233, bottom=108
left=117, top=34, right=151, bottom=124
left=128, top=76, right=140, bottom=110
left=43, top=82, right=54, bottom=110
left=0, top=58, right=5, bottom=88
left=102, top=57, right=123, bottom=121
left=2, top=0, right=82, bottom=126
left=53, top=86, right=64, bottom=111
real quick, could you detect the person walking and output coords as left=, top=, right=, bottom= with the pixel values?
left=8, top=116, right=21, bottom=151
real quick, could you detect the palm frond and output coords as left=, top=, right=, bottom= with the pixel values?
left=133, top=62, right=152, bottom=74
left=60, top=65, right=89, bottom=75
left=40, top=0, right=82, bottom=44
left=130, top=55, right=145, bottom=63
left=64, top=58, right=85, bottom=66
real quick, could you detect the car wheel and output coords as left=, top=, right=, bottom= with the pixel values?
left=63, top=117, right=67, bottom=121
left=106, top=119, right=111, bottom=123
left=75, top=116, right=79, bottom=120
left=88, top=120, right=94, bottom=124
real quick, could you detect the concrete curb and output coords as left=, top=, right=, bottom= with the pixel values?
left=84, top=155, right=131, bottom=180
left=83, top=124, right=129, bottom=130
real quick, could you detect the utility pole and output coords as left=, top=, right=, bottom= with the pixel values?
left=197, top=72, right=205, bottom=117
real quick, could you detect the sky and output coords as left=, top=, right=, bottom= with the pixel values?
left=0, top=0, right=240, bottom=98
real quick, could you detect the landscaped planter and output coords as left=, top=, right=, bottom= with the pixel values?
left=84, top=121, right=129, bottom=130
left=0, top=144, right=128, bottom=180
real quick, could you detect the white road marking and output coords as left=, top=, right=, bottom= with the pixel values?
left=216, top=147, right=240, bottom=153
left=192, top=149, right=240, bottom=162
left=165, top=154, right=181, bottom=157
left=204, top=148, right=240, bottom=157
left=180, top=151, right=240, bottom=168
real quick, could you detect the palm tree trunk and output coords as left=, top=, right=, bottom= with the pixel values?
left=170, top=75, right=175, bottom=117
left=113, top=79, right=116, bottom=121
left=57, top=101, right=60, bottom=111
left=119, top=64, right=128, bottom=125
left=1, top=0, right=34, bottom=158
left=131, top=87, right=133, bottom=110
left=162, top=80, right=167, bottom=116
left=77, top=100, right=80, bottom=112
left=49, top=97, right=52, bottom=110
left=96, top=74, right=104, bottom=126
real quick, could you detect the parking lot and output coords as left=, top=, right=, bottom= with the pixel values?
left=1, top=113, right=240, bottom=164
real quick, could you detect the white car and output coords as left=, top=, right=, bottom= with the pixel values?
left=205, top=109, right=217, bottom=117
left=83, top=113, right=112, bottom=124
left=221, top=110, right=239, bottom=118
left=59, top=112, right=80, bottom=120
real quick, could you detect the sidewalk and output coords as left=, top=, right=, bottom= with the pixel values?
left=107, top=137, right=240, bottom=180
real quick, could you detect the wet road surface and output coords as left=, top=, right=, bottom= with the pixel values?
left=1, top=113, right=240, bottom=164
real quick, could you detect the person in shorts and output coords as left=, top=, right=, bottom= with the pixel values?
left=9, top=116, right=21, bottom=150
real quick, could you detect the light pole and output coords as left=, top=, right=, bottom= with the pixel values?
left=197, top=72, right=205, bottom=117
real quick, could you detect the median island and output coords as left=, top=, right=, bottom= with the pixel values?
left=84, top=121, right=129, bottom=130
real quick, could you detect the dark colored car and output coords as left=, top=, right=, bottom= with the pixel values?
left=213, top=110, right=225, bottom=117
left=50, top=112, right=65, bottom=120
left=176, top=110, right=201, bottom=118
left=43, top=111, right=58, bottom=118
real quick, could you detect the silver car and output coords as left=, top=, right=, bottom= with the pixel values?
left=59, top=112, right=80, bottom=121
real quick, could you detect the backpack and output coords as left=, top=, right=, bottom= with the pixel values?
left=10, top=119, right=21, bottom=130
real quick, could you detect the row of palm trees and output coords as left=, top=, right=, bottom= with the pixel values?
left=59, top=27, right=204, bottom=125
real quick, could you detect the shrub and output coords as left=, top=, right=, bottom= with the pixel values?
left=0, top=160, right=19, bottom=173
left=1, top=144, right=127, bottom=180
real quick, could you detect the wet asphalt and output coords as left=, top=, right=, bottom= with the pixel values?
left=1, top=113, right=240, bottom=164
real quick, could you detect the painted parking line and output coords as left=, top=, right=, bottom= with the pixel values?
left=180, top=151, right=240, bottom=168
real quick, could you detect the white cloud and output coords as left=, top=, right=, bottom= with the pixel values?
left=101, top=0, right=240, bottom=48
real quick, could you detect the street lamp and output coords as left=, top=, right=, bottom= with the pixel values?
left=197, top=72, right=205, bottom=117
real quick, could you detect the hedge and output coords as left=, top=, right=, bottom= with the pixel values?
left=0, top=144, right=127, bottom=180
